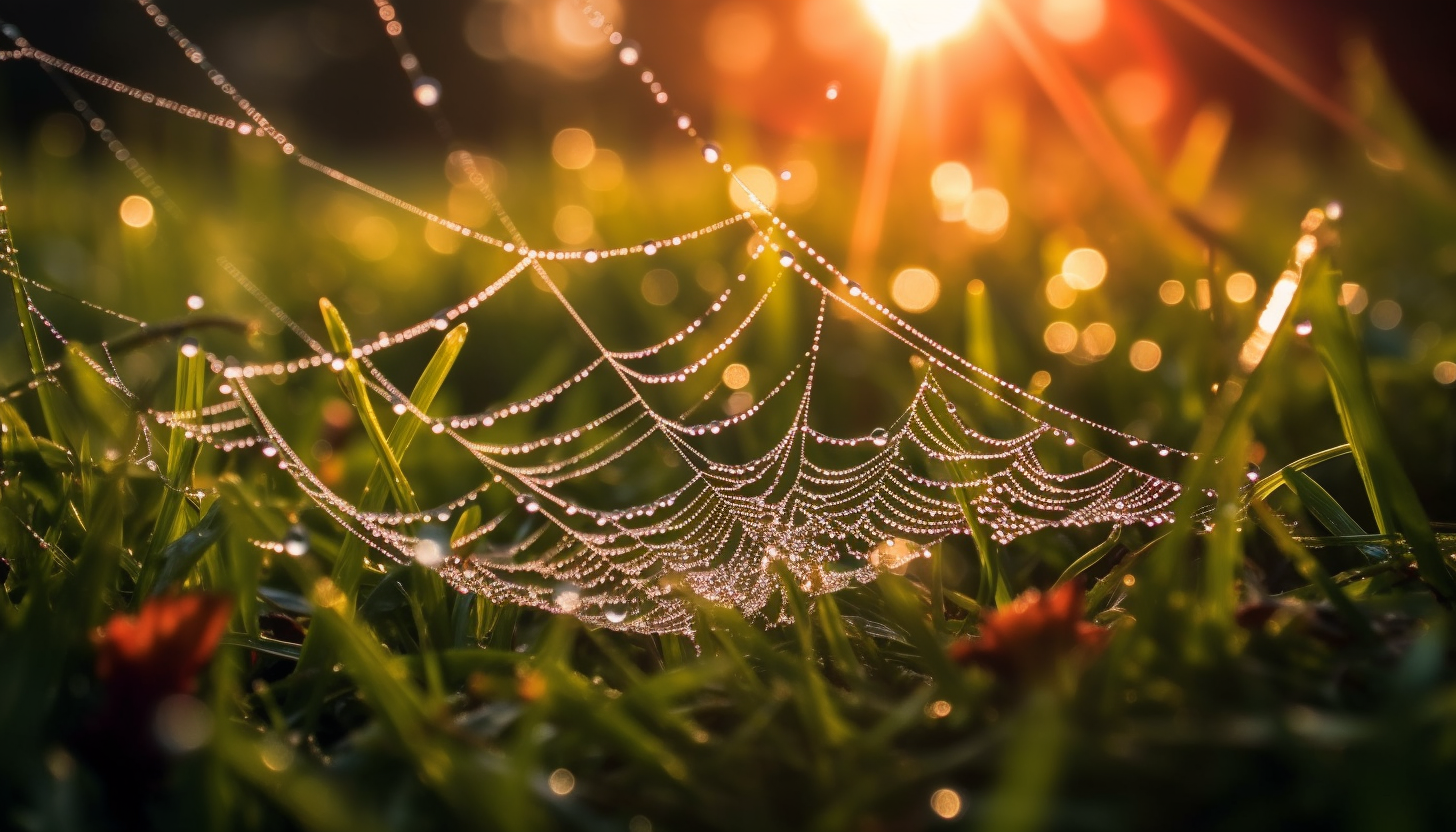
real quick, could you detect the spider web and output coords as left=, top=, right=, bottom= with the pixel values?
left=0, top=0, right=1199, bottom=636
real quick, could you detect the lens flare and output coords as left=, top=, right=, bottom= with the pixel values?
left=861, top=0, right=983, bottom=52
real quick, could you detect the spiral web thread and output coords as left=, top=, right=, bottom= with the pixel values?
left=0, top=0, right=1212, bottom=636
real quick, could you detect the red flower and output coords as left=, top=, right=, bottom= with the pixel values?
left=96, top=592, right=233, bottom=705
left=77, top=592, right=233, bottom=784
left=65, top=592, right=233, bottom=814
left=949, top=582, right=1110, bottom=681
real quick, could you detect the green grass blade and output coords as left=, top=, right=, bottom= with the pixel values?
left=1303, top=258, right=1456, bottom=598
left=318, top=298, right=419, bottom=517
left=1283, top=468, right=1365, bottom=537
left=1252, top=498, right=1375, bottom=640
left=136, top=345, right=206, bottom=598
left=1054, top=526, right=1122, bottom=588
left=329, top=311, right=468, bottom=598
left=1250, top=443, right=1352, bottom=503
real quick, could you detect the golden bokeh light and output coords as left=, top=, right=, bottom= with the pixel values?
left=890, top=267, right=941, bottom=313
left=1061, top=248, right=1107, bottom=290
left=551, top=127, right=596, bottom=170
left=1129, top=339, right=1163, bottom=371
left=1225, top=272, right=1257, bottom=303
left=1044, top=321, right=1078, bottom=354
left=1158, top=279, right=1186, bottom=305
left=547, top=768, right=575, bottom=796
left=1435, top=361, right=1456, bottom=385
left=553, top=204, right=595, bottom=245
left=1370, top=299, right=1403, bottom=330
left=705, top=2, right=775, bottom=76
left=1040, top=0, right=1106, bottom=43
left=728, top=165, right=780, bottom=212
left=641, top=269, right=679, bottom=306
left=1338, top=282, right=1368, bottom=314
left=930, top=162, right=972, bottom=202
left=965, top=188, right=1010, bottom=235
left=1030, top=369, right=1053, bottom=390
left=861, top=0, right=982, bottom=52
left=1045, top=274, right=1077, bottom=309
left=1081, top=322, right=1117, bottom=357
left=929, top=788, right=963, bottom=820
left=119, top=195, right=155, bottom=228
left=722, top=363, right=752, bottom=390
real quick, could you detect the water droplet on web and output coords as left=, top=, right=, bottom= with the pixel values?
left=412, top=77, right=441, bottom=107
left=870, top=428, right=889, bottom=447
left=179, top=337, right=199, bottom=358
left=778, top=250, right=794, bottom=268
left=701, top=143, right=721, bottom=164
left=186, top=294, right=204, bottom=310
left=413, top=526, right=449, bottom=567
left=604, top=602, right=629, bottom=624
left=618, top=41, right=640, bottom=66
left=282, top=524, right=310, bottom=557
left=553, top=583, right=583, bottom=613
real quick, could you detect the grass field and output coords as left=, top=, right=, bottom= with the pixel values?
left=5, top=2, right=1456, bottom=829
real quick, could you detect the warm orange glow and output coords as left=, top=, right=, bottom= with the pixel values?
left=862, top=0, right=983, bottom=52
left=1061, top=248, right=1107, bottom=290
left=890, top=267, right=941, bottom=312
left=728, top=165, right=780, bottom=212
left=1039, top=0, right=1105, bottom=44
left=1044, top=321, right=1078, bottom=354
left=119, top=195, right=155, bottom=228
left=965, top=188, right=1010, bottom=235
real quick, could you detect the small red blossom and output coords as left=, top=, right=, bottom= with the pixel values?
left=96, top=592, right=233, bottom=702
left=81, top=593, right=232, bottom=764
left=73, top=592, right=232, bottom=811
left=949, top=582, right=1110, bottom=681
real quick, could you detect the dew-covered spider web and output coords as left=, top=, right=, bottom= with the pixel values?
left=0, top=0, right=1211, bottom=637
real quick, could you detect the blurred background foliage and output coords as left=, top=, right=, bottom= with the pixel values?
left=3, top=0, right=1456, bottom=829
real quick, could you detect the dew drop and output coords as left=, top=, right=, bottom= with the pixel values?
left=282, top=524, right=310, bottom=557
left=179, top=337, right=200, bottom=358
left=413, top=526, right=449, bottom=567
left=870, top=428, right=889, bottom=447
left=604, top=602, right=629, bottom=624
left=553, top=583, right=583, bottom=613
left=778, top=250, right=794, bottom=268
left=618, top=41, right=640, bottom=66
left=702, top=143, right=721, bottom=164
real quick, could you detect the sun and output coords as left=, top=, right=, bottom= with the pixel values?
left=861, top=0, right=984, bottom=52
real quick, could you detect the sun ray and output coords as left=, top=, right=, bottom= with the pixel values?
left=847, top=57, right=912, bottom=285
left=985, top=0, right=1190, bottom=246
